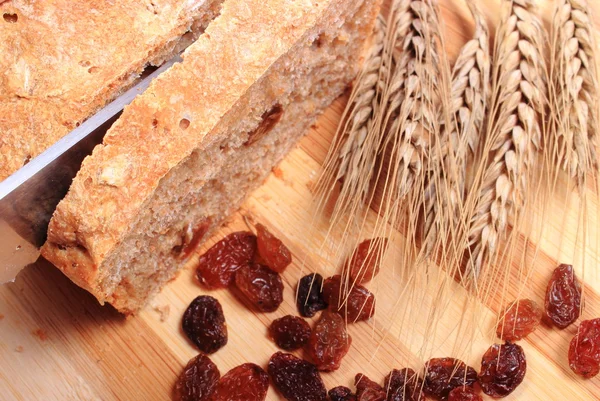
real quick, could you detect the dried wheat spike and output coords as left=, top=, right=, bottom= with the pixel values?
left=315, top=15, right=387, bottom=217
left=551, top=0, right=599, bottom=187
left=380, top=0, right=443, bottom=202
left=421, top=0, right=490, bottom=258
left=468, top=0, right=546, bottom=271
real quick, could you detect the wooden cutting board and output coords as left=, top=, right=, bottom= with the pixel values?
left=2, top=1, right=600, bottom=400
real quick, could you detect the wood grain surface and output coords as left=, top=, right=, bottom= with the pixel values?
left=2, top=1, right=600, bottom=400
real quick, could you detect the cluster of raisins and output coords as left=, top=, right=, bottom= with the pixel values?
left=174, top=354, right=269, bottom=401
left=194, top=224, right=293, bottom=314
left=266, top=238, right=383, bottom=376
left=175, top=215, right=596, bottom=401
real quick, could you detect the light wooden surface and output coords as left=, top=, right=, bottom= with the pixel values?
left=2, top=1, right=600, bottom=400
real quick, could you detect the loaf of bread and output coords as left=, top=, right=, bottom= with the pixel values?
left=0, top=0, right=223, bottom=181
left=42, top=0, right=382, bottom=314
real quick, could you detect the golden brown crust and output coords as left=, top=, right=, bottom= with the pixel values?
left=0, top=0, right=222, bottom=181
left=42, top=0, right=382, bottom=312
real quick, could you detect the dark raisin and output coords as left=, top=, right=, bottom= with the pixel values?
left=346, top=238, right=388, bottom=284
left=255, top=223, right=292, bottom=272
left=569, top=318, right=600, bottom=378
left=544, top=264, right=582, bottom=329
left=308, top=311, right=352, bottom=371
left=355, top=373, right=386, bottom=401
left=269, top=315, right=311, bottom=351
left=447, top=386, right=482, bottom=401
left=268, top=352, right=327, bottom=401
left=479, top=342, right=526, bottom=397
left=182, top=296, right=227, bottom=354
left=384, top=368, right=424, bottom=401
left=196, top=231, right=257, bottom=289
left=329, top=386, right=357, bottom=401
left=497, top=299, right=542, bottom=341
left=173, top=354, right=220, bottom=401
left=234, top=262, right=283, bottom=312
left=323, top=275, right=375, bottom=323
left=423, top=358, right=478, bottom=400
left=210, top=363, right=269, bottom=401
left=297, top=273, right=328, bottom=317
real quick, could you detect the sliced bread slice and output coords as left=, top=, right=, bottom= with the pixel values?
left=42, top=0, right=382, bottom=314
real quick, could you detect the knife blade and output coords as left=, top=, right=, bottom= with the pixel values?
left=0, top=55, right=182, bottom=283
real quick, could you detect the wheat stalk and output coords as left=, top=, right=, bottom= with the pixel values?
left=467, top=0, right=546, bottom=273
left=550, top=0, right=599, bottom=188
left=420, top=0, right=490, bottom=261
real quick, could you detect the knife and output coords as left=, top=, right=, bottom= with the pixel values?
left=0, top=56, right=182, bottom=283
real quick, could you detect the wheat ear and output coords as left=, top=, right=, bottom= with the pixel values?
left=421, top=0, right=491, bottom=261
left=550, top=0, right=599, bottom=188
left=467, top=0, right=546, bottom=273
left=315, top=15, right=387, bottom=214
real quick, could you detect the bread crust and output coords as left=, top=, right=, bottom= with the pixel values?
left=42, top=0, right=382, bottom=313
left=0, top=0, right=223, bottom=181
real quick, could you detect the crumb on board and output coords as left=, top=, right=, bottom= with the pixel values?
left=15, top=346, right=24, bottom=353
left=272, top=167, right=284, bottom=179
left=0, top=313, right=4, bottom=320
left=153, top=304, right=171, bottom=322
left=31, top=328, right=48, bottom=341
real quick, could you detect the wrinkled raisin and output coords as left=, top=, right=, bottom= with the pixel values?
left=308, top=311, right=352, bottom=371
left=268, top=352, right=327, bottom=401
left=355, top=373, right=386, bottom=401
left=384, top=368, right=424, bottom=401
left=182, top=296, right=227, bottom=354
left=447, top=386, right=482, bottom=401
left=297, top=273, right=328, bottom=317
left=544, top=264, right=582, bottom=329
left=323, top=275, right=375, bottom=323
left=269, top=315, right=311, bottom=351
left=569, top=318, right=600, bottom=378
left=479, top=342, right=526, bottom=397
left=423, top=358, right=478, bottom=400
left=173, top=354, right=220, bottom=401
left=210, top=363, right=269, bottom=401
left=346, top=238, right=388, bottom=284
left=234, top=262, right=283, bottom=312
left=329, top=386, right=357, bottom=401
left=497, top=299, right=542, bottom=341
left=196, top=232, right=256, bottom=289
left=255, top=223, right=292, bottom=272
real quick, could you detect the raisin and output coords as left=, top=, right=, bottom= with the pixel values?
left=384, top=368, right=424, bottom=401
left=234, top=262, right=283, bottom=312
left=346, top=238, right=388, bottom=284
left=329, top=386, right=357, bottom=401
left=196, top=231, right=257, bottom=289
left=422, top=358, right=478, bottom=400
left=497, top=299, right=543, bottom=341
left=269, top=315, right=311, bottom=351
left=355, top=373, right=386, bottom=401
left=173, top=354, right=220, bottom=401
left=308, top=311, right=352, bottom=371
left=323, top=275, right=375, bottom=323
left=544, top=264, right=582, bottom=329
left=569, top=318, right=600, bottom=378
left=479, top=342, right=526, bottom=397
left=182, top=296, right=227, bottom=354
left=297, top=273, right=328, bottom=317
left=447, top=387, right=482, bottom=401
left=255, top=223, right=292, bottom=272
left=210, top=363, right=269, bottom=401
left=268, top=352, right=327, bottom=401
